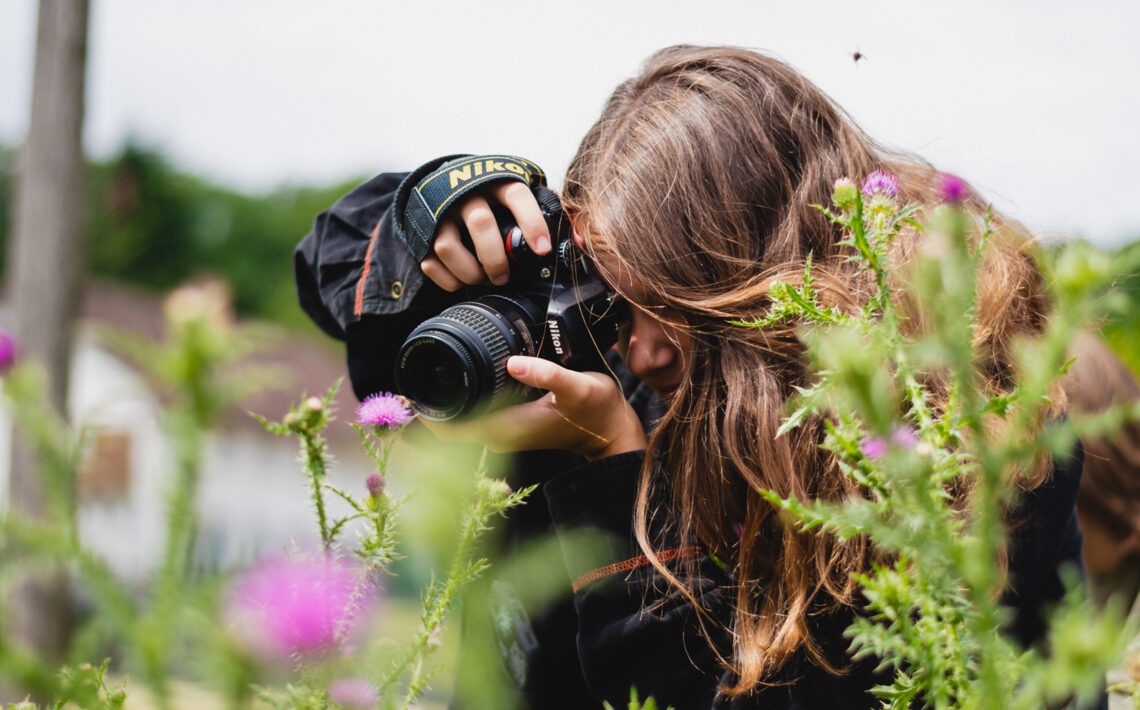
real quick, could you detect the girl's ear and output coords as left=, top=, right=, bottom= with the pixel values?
left=573, top=229, right=586, bottom=249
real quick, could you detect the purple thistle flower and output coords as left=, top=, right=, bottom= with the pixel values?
left=940, top=173, right=969, bottom=204
left=356, top=392, right=414, bottom=429
left=328, top=677, right=378, bottom=709
left=861, top=170, right=899, bottom=199
left=0, top=331, right=17, bottom=371
left=226, top=556, right=371, bottom=661
left=861, top=437, right=889, bottom=460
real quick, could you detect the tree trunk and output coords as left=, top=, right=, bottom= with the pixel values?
left=5, top=0, right=90, bottom=667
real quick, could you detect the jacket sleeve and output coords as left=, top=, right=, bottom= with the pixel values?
left=543, top=451, right=734, bottom=708
left=294, top=166, right=460, bottom=400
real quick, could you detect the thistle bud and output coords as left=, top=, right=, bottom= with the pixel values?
left=832, top=177, right=858, bottom=209
left=478, top=478, right=513, bottom=504
left=366, top=473, right=385, bottom=500
left=298, top=396, right=325, bottom=427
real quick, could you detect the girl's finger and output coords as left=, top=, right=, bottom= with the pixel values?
left=492, top=181, right=551, bottom=255
left=433, top=219, right=485, bottom=285
left=459, top=195, right=510, bottom=286
left=420, top=255, right=463, bottom=292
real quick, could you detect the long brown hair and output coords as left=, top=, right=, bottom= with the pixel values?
left=1065, top=332, right=1140, bottom=574
left=562, top=45, right=1053, bottom=696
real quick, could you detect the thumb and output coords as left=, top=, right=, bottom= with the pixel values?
left=505, top=355, right=571, bottom=394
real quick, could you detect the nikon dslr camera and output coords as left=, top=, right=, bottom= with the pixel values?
left=394, top=186, right=628, bottom=421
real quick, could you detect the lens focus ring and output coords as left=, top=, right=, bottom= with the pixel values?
left=437, top=305, right=511, bottom=397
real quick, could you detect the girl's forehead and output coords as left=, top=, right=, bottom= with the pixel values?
left=589, top=245, right=657, bottom=304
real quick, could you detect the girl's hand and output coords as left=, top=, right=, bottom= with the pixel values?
left=421, top=182, right=551, bottom=290
left=421, top=356, right=647, bottom=461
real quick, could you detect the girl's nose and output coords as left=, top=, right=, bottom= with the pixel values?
left=626, top=318, right=679, bottom=380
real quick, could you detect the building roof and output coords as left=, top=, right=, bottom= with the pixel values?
left=79, top=280, right=364, bottom=445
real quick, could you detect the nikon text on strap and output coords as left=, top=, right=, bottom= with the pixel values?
left=400, top=154, right=546, bottom=262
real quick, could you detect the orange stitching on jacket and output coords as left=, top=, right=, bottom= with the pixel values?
left=354, top=219, right=382, bottom=316
left=572, top=546, right=702, bottom=592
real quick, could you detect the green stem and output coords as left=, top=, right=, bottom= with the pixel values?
left=301, top=429, right=332, bottom=549
left=141, top=407, right=204, bottom=710
left=380, top=450, right=497, bottom=706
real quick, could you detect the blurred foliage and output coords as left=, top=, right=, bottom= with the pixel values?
left=1097, top=239, right=1140, bottom=376
left=0, top=141, right=365, bottom=331
left=749, top=186, right=1138, bottom=709
left=0, top=282, right=533, bottom=708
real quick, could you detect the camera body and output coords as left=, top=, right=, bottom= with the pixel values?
left=394, top=187, right=628, bottom=421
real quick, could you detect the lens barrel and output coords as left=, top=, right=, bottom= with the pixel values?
left=395, top=294, right=543, bottom=421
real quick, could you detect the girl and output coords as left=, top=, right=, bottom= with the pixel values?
left=296, top=45, right=1086, bottom=708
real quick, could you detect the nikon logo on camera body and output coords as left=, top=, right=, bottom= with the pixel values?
left=447, top=159, right=534, bottom=189
left=548, top=320, right=565, bottom=355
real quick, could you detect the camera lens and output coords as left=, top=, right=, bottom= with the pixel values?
left=395, top=295, right=544, bottom=421
left=407, top=338, right=469, bottom=410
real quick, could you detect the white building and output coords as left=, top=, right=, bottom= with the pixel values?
left=0, top=281, right=373, bottom=581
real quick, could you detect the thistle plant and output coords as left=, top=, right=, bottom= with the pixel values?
left=1109, top=645, right=1140, bottom=707
left=603, top=688, right=676, bottom=710
left=744, top=173, right=1139, bottom=709
left=254, top=386, right=533, bottom=709
left=0, top=284, right=268, bottom=709
left=1, top=279, right=533, bottom=710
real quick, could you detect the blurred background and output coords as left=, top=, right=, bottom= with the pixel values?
left=4, top=0, right=1139, bottom=323
left=1, top=0, right=1139, bottom=705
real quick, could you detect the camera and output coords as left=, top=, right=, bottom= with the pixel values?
left=394, top=187, right=629, bottom=421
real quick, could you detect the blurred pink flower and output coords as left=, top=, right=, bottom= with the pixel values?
left=356, top=392, right=414, bottom=429
left=0, top=331, right=17, bottom=371
left=862, top=426, right=919, bottom=461
left=227, top=556, right=370, bottom=660
left=890, top=426, right=919, bottom=449
left=940, top=173, right=969, bottom=204
left=861, top=170, right=899, bottom=199
left=328, top=677, right=378, bottom=708
left=861, top=437, right=889, bottom=460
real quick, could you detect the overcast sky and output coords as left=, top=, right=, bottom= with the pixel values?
left=3, top=0, right=1138, bottom=246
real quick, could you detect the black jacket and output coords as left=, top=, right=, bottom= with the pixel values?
left=295, top=169, right=1090, bottom=709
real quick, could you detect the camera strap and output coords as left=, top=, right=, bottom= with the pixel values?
left=400, top=154, right=546, bottom=262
